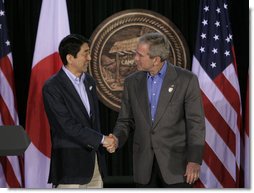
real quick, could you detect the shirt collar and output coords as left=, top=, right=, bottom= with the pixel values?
left=62, top=65, right=85, bottom=84
left=147, top=61, right=167, bottom=79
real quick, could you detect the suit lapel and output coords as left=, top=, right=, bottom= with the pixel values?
left=84, top=77, right=94, bottom=117
left=153, top=63, right=177, bottom=129
left=58, top=69, right=90, bottom=120
left=135, top=72, right=152, bottom=126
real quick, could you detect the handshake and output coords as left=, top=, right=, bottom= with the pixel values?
left=102, top=134, right=118, bottom=153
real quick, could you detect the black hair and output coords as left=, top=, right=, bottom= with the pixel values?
left=58, top=34, right=90, bottom=66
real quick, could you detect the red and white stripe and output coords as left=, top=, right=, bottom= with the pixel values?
left=0, top=52, right=22, bottom=187
left=24, top=0, right=70, bottom=188
left=192, top=54, right=242, bottom=187
left=244, top=76, right=249, bottom=188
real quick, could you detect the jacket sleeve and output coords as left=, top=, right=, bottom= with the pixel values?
left=42, top=82, right=103, bottom=151
left=113, top=79, right=134, bottom=148
left=184, top=74, right=205, bottom=164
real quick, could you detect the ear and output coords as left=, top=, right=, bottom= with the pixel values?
left=153, top=56, right=161, bottom=65
left=66, top=54, right=74, bottom=64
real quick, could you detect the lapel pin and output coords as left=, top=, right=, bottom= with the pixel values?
left=168, top=85, right=174, bottom=93
left=89, top=86, right=93, bottom=91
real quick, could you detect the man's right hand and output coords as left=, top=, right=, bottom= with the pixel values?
left=102, top=134, right=118, bottom=153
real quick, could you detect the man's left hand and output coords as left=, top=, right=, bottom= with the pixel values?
left=184, top=162, right=200, bottom=184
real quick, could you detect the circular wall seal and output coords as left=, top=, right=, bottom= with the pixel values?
left=89, top=9, right=190, bottom=112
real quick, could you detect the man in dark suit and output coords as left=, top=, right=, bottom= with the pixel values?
left=106, top=32, right=205, bottom=188
left=42, top=34, right=115, bottom=188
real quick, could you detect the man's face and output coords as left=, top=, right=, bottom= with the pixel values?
left=72, top=43, right=91, bottom=73
left=134, top=43, right=154, bottom=72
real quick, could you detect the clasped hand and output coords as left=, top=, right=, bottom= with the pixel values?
left=102, top=134, right=118, bottom=153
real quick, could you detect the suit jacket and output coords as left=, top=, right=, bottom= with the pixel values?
left=113, top=63, right=205, bottom=185
left=42, top=69, right=106, bottom=185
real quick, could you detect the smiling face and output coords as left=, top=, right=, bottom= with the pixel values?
left=66, top=43, right=91, bottom=77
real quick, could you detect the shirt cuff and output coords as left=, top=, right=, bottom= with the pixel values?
left=101, top=135, right=105, bottom=144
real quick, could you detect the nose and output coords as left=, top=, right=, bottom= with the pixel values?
left=134, top=53, right=139, bottom=61
left=87, top=54, right=91, bottom=61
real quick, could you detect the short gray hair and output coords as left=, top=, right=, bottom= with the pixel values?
left=138, top=32, right=170, bottom=61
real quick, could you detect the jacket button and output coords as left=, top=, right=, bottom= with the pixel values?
left=151, top=131, right=155, bottom=135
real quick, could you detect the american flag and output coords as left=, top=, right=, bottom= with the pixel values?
left=0, top=0, right=23, bottom=188
left=192, top=0, right=243, bottom=188
left=244, top=74, right=249, bottom=188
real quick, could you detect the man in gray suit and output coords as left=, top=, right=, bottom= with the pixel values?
left=105, top=32, right=205, bottom=188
